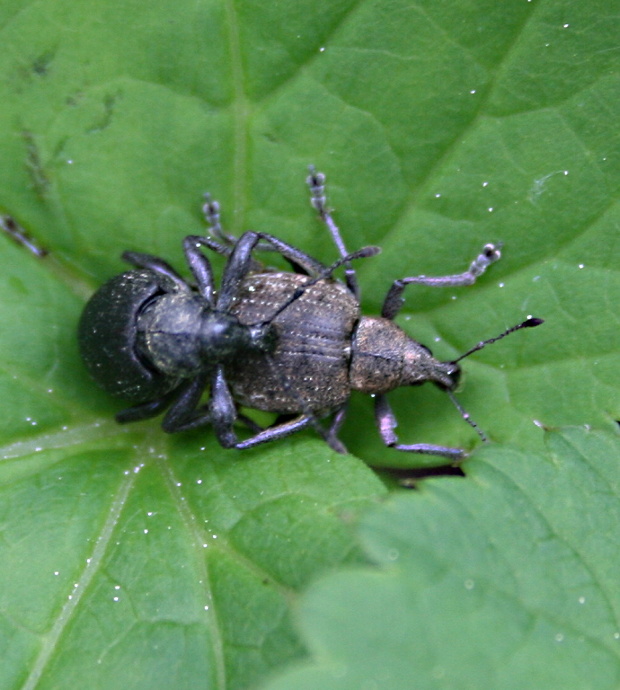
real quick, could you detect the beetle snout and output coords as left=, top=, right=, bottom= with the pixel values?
left=433, top=361, right=461, bottom=391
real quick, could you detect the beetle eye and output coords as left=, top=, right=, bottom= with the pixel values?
left=449, top=366, right=461, bottom=389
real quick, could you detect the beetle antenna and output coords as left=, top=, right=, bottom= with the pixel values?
left=445, top=318, right=543, bottom=442
left=260, top=245, right=380, bottom=325
left=241, top=245, right=379, bottom=453
left=446, top=390, right=487, bottom=442
left=301, top=245, right=380, bottom=288
left=452, top=317, right=544, bottom=364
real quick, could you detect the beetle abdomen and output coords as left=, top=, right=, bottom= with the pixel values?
left=78, top=270, right=177, bottom=401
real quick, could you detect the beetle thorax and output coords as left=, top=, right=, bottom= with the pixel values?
left=350, top=316, right=460, bottom=394
left=137, top=292, right=273, bottom=378
left=198, top=312, right=276, bottom=362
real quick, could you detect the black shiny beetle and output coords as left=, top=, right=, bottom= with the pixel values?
left=79, top=168, right=542, bottom=458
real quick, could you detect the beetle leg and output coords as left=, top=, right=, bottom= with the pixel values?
left=212, top=362, right=347, bottom=452
left=234, top=414, right=315, bottom=450
left=122, top=251, right=190, bottom=291
left=190, top=235, right=264, bottom=273
left=202, top=193, right=294, bottom=256
left=375, top=393, right=465, bottom=460
left=245, top=354, right=351, bottom=453
left=324, top=403, right=349, bottom=453
left=116, top=395, right=175, bottom=424
left=215, top=232, right=266, bottom=311
left=202, top=194, right=238, bottom=247
left=252, top=232, right=328, bottom=276
left=232, top=410, right=348, bottom=453
left=307, top=166, right=360, bottom=299
left=215, top=230, right=330, bottom=311
left=160, top=373, right=212, bottom=433
left=208, top=368, right=316, bottom=449
left=210, top=368, right=284, bottom=447
left=182, top=236, right=216, bottom=305
left=380, top=243, right=502, bottom=320
left=210, top=366, right=240, bottom=447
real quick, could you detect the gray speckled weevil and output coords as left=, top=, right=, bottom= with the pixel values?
left=78, top=168, right=542, bottom=458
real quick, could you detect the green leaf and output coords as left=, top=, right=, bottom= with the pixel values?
left=266, top=428, right=620, bottom=690
left=0, top=434, right=384, bottom=689
left=0, top=0, right=617, bottom=688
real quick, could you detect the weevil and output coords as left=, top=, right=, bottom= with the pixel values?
left=78, top=220, right=376, bottom=449
left=78, top=169, right=542, bottom=458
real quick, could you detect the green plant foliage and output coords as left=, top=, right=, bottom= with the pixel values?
left=266, top=428, right=620, bottom=690
left=0, top=0, right=617, bottom=688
